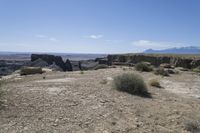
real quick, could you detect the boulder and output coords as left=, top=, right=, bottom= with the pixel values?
left=154, top=67, right=169, bottom=76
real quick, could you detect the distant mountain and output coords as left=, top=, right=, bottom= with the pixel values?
left=143, top=46, right=200, bottom=54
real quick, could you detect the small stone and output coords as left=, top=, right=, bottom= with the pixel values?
left=111, top=121, right=116, bottom=125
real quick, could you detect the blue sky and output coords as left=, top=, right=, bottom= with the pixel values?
left=0, top=0, right=200, bottom=54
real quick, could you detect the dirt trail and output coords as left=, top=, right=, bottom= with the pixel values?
left=0, top=68, right=200, bottom=133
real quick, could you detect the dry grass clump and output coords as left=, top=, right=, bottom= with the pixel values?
left=0, top=80, right=4, bottom=97
left=80, top=71, right=84, bottom=74
left=20, top=67, right=43, bottom=75
left=192, top=66, right=200, bottom=73
left=149, top=79, right=161, bottom=88
left=135, top=62, right=153, bottom=72
left=154, top=67, right=169, bottom=76
left=122, top=67, right=127, bottom=71
left=93, top=64, right=109, bottom=70
left=185, top=121, right=200, bottom=133
left=113, top=73, right=151, bottom=97
left=0, top=80, right=5, bottom=108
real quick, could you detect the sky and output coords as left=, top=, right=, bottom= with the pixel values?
left=0, top=0, right=200, bottom=54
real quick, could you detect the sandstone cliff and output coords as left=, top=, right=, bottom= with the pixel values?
left=107, top=54, right=200, bottom=68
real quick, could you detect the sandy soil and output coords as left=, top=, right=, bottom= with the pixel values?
left=0, top=67, right=200, bottom=133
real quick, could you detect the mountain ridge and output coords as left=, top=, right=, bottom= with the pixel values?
left=143, top=46, right=200, bottom=54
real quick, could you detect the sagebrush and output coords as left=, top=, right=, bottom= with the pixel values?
left=135, top=62, right=153, bottom=72
left=113, top=73, right=150, bottom=97
left=149, top=79, right=161, bottom=88
left=192, top=66, right=200, bottom=73
left=80, top=71, right=84, bottom=74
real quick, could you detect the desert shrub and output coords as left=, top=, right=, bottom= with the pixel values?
left=93, top=64, right=109, bottom=70
left=122, top=68, right=127, bottom=71
left=185, top=121, right=200, bottom=133
left=149, top=79, right=161, bottom=88
left=80, top=71, right=84, bottom=74
left=20, top=67, right=43, bottom=75
left=154, top=67, right=169, bottom=76
left=135, top=62, right=153, bottom=72
left=0, top=80, right=5, bottom=108
left=192, top=66, right=200, bottom=73
left=113, top=73, right=150, bottom=97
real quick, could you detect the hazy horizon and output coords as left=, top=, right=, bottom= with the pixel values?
left=0, top=0, right=200, bottom=53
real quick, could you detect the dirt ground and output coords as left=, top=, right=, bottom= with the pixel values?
left=0, top=67, right=200, bottom=133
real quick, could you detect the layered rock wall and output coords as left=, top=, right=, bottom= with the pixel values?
left=107, top=54, right=200, bottom=68
left=31, top=54, right=72, bottom=71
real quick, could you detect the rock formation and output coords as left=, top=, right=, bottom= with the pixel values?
left=31, top=54, right=72, bottom=71
left=106, top=54, right=200, bottom=69
left=0, top=60, right=25, bottom=76
left=65, top=59, right=73, bottom=71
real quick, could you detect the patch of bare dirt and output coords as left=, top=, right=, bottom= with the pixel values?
left=0, top=67, right=200, bottom=133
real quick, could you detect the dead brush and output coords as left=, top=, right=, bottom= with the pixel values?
left=185, top=121, right=200, bottom=133
left=149, top=79, right=162, bottom=88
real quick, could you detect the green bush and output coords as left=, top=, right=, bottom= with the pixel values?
left=20, top=67, right=43, bottom=75
left=154, top=67, right=169, bottom=76
left=149, top=79, right=161, bottom=88
left=135, top=62, right=153, bottom=72
left=113, top=73, right=150, bottom=97
left=93, top=64, right=109, bottom=70
left=192, top=66, right=200, bottom=73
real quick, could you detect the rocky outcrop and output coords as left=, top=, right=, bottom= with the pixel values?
left=80, top=60, right=98, bottom=70
left=48, top=63, right=63, bottom=71
left=31, top=54, right=72, bottom=71
left=0, top=60, right=25, bottom=76
left=65, top=59, right=73, bottom=71
left=29, top=58, right=49, bottom=67
left=107, top=54, right=200, bottom=69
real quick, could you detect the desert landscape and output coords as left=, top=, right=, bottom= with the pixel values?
left=0, top=53, right=200, bottom=133
left=1, top=0, right=200, bottom=132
